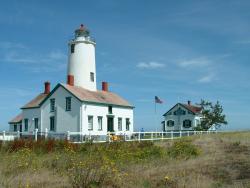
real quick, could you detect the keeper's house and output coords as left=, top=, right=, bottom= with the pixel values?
left=9, top=25, right=134, bottom=135
left=163, top=101, right=202, bottom=131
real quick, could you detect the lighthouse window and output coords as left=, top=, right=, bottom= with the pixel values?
left=71, top=44, right=75, bottom=53
left=90, top=72, right=94, bottom=82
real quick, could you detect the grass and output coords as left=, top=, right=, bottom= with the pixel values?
left=0, top=132, right=250, bottom=187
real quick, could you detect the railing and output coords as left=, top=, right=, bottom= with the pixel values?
left=0, top=129, right=218, bottom=143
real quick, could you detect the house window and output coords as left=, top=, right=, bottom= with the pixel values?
left=50, top=116, right=55, bottom=131
left=24, top=119, right=28, bottom=131
left=50, top=99, right=55, bottom=112
left=126, top=118, right=130, bottom=131
left=167, top=120, right=175, bottom=127
left=174, top=108, right=185, bottom=115
left=108, top=106, right=112, bottom=114
left=14, top=124, right=17, bottom=132
left=71, top=44, right=75, bottom=53
left=88, top=116, right=93, bottom=130
left=98, top=116, right=102, bottom=131
left=66, top=97, right=71, bottom=111
left=34, top=118, right=39, bottom=130
left=183, top=119, right=192, bottom=128
left=90, top=72, right=94, bottom=82
left=118, top=118, right=122, bottom=131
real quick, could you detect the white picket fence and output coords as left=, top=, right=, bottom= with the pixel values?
left=0, top=129, right=218, bottom=143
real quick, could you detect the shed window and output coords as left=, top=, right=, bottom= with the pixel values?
left=66, top=97, right=71, bottom=111
left=118, top=118, right=122, bottom=131
left=24, top=119, right=28, bottom=131
left=167, top=120, right=175, bottom=127
left=88, top=116, right=93, bottom=130
left=34, top=118, right=39, bottom=129
left=14, top=124, right=17, bottom=132
left=126, top=118, right=130, bottom=131
left=50, top=99, right=55, bottom=112
left=50, top=116, right=55, bottom=131
left=183, top=120, right=192, bottom=128
left=98, top=116, right=102, bottom=131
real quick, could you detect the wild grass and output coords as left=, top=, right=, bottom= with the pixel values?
left=0, top=132, right=249, bottom=187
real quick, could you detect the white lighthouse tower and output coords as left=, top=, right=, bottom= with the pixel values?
left=67, top=24, right=97, bottom=91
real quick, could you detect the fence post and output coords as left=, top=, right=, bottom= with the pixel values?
left=45, top=128, right=48, bottom=139
left=194, top=130, right=196, bottom=135
left=187, top=131, right=190, bottom=137
left=35, top=129, right=38, bottom=142
left=3, top=131, right=5, bottom=142
left=180, top=130, right=182, bottom=138
left=151, top=132, right=153, bottom=141
left=171, top=131, right=173, bottom=140
left=17, top=131, right=20, bottom=140
left=161, top=131, right=164, bottom=141
left=138, top=131, right=141, bottom=142
left=67, top=131, right=70, bottom=141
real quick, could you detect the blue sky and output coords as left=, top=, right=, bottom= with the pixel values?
left=0, top=0, right=250, bottom=131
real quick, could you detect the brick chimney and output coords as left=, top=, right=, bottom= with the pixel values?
left=44, top=82, right=50, bottom=94
left=188, top=100, right=191, bottom=105
left=102, top=82, right=108, bottom=92
left=67, top=75, right=74, bottom=86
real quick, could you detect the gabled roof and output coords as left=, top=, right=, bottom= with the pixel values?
left=181, top=104, right=202, bottom=114
left=9, top=113, right=22, bottom=124
left=22, top=83, right=134, bottom=109
left=60, top=84, right=133, bottom=108
left=163, top=103, right=202, bottom=116
left=21, top=93, right=48, bottom=109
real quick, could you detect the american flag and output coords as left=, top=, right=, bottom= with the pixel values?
left=155, top=96, right=163, bottom=104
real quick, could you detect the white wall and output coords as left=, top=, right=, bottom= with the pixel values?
left=41, top=86, right=81, bottom=132
left=81, top=103, right=134, bottom=135
left=22, top=108, right=41, bottom=132
left=68, top=37, right=96, bottom=91
left=164, top=104, right=201, bottom=131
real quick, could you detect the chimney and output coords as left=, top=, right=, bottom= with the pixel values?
left=44, top=81, right=50, bottom=94
left=188, top=100, right=191, bottom=105
left=67, top=75, right=74, bottom=86
left=102, top=82, right=108, bottom=92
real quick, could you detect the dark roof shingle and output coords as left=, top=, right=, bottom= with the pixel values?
left=21, top=93, right=48, bottom=109
left=9, top=113, right=22, bottom=124
left=61, top=84, right=133, bottom=108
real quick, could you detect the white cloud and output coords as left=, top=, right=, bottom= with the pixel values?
left=0, top=42, right=27, bottom=49
left=0, top=41, right=67, bottom=73
left=178, top=57, right=211, bottom=68
left=198, top=74, right=214, bottom=83
left=137, top=61, right=165, bottom=69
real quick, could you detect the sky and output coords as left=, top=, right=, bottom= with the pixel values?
left=0, top=0, right=250, bottom=131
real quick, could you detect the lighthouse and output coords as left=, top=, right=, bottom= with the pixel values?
left=67, top=24, right=97, bottom=91
left=9, top=24, right=134, bottom=137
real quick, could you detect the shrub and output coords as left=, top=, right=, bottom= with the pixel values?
left=68, top=154, right=121, bottom=188
left=167, top=139, right=201, bottom=159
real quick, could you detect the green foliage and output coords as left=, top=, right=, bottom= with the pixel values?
left=167, top=139, right=201, bottom=159
left=197, top=99, right=227, bottom=130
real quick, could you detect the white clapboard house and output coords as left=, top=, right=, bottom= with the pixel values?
left=9, top=25, right=134, bottom=135
left=163, top=101, right=202, bottom=131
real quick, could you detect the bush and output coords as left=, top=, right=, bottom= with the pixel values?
left=167, top=139, right=201, bottom=159
left=68, top=154, right=121, bottom=188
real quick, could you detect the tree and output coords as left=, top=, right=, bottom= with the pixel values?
left=195, top=99, right=227, bottom=131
